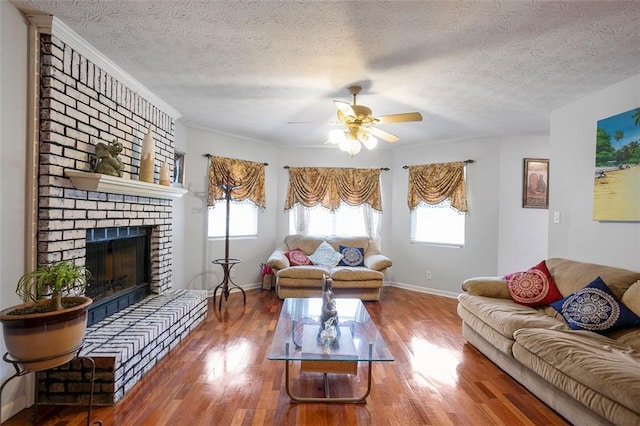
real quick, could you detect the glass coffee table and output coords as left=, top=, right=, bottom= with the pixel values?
left=267, top=298, right=394, bottom=403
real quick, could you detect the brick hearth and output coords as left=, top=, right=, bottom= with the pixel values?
left=38, top=290, right=208, bottom=405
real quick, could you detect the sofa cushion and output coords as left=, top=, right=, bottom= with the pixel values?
left=338, top=245, right=365, bottom=267
left=309, top=241, right=343, bottom=267
left=622, top=280, right=640, bottom=317
left=325, top=235, right=370, bottom=253
left=364, top=253, right=392, bottom=271
left=330, top=266, right=383, bottom=282
left=546, top=258, right=640, bottom=298
left=457, top=293, right=568, bottom=341
left=277, top=265, right=329, bottom=280
left=462, top=277, right=511, bottom=299
left=505, top=260, right=563, bottom=307
left=550, top=277, right=640, bottom=333
left=284, top=235, right=324, bottom=254
left=285, top=248, right=312, bottom=266
left=513, top=328, right=640, bottom=419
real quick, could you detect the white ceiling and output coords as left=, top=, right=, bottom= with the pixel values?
left=12, top=0, right=640, bottom=149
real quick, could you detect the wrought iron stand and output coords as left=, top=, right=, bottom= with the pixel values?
left=212, top=257, right=246, bottom=310
left=0, top=345, right=102, bottom=425
left=211, top=175, right=246, bottom=310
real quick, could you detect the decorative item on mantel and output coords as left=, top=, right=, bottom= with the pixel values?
left=159, top=161, right=171, bottom=186
left=139, top=125, right=155, bottom=183
left=93, top=139, right=124, bottom=177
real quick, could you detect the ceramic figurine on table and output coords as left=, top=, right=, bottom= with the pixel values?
left=318, top=274, right=340, bottom=347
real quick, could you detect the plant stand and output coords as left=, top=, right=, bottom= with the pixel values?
left=0, top=345, right=102, bottom=425
left=212, top=258, right=246, bottom=310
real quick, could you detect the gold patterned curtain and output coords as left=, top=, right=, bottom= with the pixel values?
left=207, top=156, right=266, bottom=208
left=407, top=161, right=468, bottom=212
left=285, top=167, right=382, bottom=211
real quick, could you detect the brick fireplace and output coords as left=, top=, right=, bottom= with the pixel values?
left=37, top=32, right=175, bottom=293
left=28, top=19, right=207, bottom=405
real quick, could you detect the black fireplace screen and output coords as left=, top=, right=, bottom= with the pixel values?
left=85, top=226, right=151, bottom=325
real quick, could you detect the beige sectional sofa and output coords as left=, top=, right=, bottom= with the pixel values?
left=457, top=258, right=640, bottom=425
left=266, top=235, right=392, bottom=301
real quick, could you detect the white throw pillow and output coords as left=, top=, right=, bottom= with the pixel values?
left=309, top=241, right=343, bottom=267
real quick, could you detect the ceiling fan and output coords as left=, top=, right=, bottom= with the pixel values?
left=332, top=85, right=423, bottom=143
left=290, top=85, right=422, bottom=156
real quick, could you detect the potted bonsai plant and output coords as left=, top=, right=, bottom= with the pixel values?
left=0, top=260, right=93, bottom=371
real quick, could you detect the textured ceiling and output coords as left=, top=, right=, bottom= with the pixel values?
left=12, top=0, right=640, bottom=149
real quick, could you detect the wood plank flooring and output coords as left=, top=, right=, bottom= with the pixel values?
left=3, top=287, right=569, bottom=425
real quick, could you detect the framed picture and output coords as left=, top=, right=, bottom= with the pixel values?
left=593, top=107, right=640, bottom=221
left=522, top=158, right=549, bottom=209
left=173, top=150, right=185, bottom=187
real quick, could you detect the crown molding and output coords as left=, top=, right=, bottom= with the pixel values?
left=25, top=13, right=181, bottom=120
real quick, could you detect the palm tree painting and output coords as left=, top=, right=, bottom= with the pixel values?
left=594, top=107, right=640, bottom=221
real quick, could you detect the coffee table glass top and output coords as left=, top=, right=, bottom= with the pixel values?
left=268, top=298, right=394, bottom=362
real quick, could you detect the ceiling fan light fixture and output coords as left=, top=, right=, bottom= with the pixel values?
left=360, top=132, right=378, bottom=150
left=338, top=136, right=361, bottom=157
left=328, top=129, right=346, bottom=145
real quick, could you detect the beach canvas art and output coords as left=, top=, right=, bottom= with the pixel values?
left=594, top=107, right=640, bottom=221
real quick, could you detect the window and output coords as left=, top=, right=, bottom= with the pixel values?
left=410, top=200, right=465, bottom=247
left=208, top=202, right=258, bottom=238
left=288, top=203, right=379, bottom=237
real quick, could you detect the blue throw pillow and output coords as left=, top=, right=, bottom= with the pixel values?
left=338, top=245, right=365, bottom=267
left=550, top=276, right=640, bottom=333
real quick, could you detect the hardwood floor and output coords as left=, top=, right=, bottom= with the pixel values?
left=3, top=287, right=569, bottom=425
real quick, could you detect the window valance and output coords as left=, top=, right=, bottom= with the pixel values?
left=285, top=167, right=382, bottom=212
left=207, top=155, right=266, bottom=208
left=407, top=161, right=468, bottom=212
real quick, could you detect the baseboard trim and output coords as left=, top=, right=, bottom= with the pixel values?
left=389, top=282, right=459, bottom=299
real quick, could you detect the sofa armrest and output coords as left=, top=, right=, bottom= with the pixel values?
left=267, top=248, right=290, bottom=270
left=364, top=253, right=392, bottom=271
left=461, top=277, right=511, bottom=299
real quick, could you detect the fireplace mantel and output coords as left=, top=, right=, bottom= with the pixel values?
left=65, top=170, right=188, bottom=199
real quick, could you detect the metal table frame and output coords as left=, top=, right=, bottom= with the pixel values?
left=0, top=345, right=102, bottom=425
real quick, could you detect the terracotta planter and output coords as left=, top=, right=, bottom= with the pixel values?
left=0, top=296, right=92, bottom=372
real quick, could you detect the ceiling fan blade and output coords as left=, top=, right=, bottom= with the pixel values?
left=362, top=126, right=400, bottom=143
left=374, top=112, right=423, bottom=124
left=333, top=100, right=355, bottom=121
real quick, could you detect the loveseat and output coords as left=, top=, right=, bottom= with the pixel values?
left=457, top=258, right=640, bottom=425
left=266, top=235, right=392, bottom=301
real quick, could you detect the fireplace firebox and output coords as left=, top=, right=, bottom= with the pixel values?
left=85, top=226, right=152, bottom=325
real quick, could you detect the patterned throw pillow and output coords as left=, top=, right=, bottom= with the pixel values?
left=285, top=248, right=312, bottom=266
left=338, top=245, right=365, bottom=267
left=550, top=276, right=640, bottom=333
left=505, top=260, right=563, bottom=306
left=308, top=241, right=343, bottom=268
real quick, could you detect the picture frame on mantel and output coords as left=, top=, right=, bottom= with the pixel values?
left=522, top=158, right=549, bottom=209
left=173, top=150, right=185, bottom=187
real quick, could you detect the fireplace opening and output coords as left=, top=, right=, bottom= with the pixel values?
left=85, top=226, right=152, bottom=326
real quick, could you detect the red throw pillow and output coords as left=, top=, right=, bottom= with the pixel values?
left=285, top=248, right=312, bottom=266
left=505, top=260, right=563, bottom=306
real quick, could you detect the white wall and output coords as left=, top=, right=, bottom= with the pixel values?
left=549, top=73, right=640, bottom=270
left=0, top=2, right=29, bottom=421
left=181, top=128, right=280, bottom=292
left=497, top=135, right=550, bottom=273
left=388, top=135, right=550, bottom=295
left=390, top=138, right=501, bottom=295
